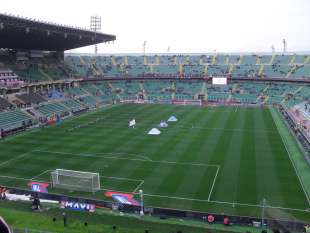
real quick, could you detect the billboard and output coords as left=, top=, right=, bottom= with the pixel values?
left=212, top=77, right=227, bottom=85
left=60, top=201, right=96, bottom=212
left=28, top=181, right=49, bottom=193
left=105, top=191, right=140, bottom=206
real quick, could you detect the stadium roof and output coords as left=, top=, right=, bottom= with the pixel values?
left=0, top=13, right=116, bottom=51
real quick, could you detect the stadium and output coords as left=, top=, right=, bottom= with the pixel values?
left=0, top=2, right=309, bottom=233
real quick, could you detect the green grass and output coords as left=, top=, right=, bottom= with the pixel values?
left=0, top=104, right=309, bottom=222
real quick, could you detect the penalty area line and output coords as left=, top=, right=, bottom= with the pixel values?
left=208, top=165, right=220, bottom=201
left=0, top=149, right=40, bottom=168
left=133, top=180, right=145, bottom=193
left=33, top=150, right=218, bottom=167
left=141, top=193, right=309, bottom=213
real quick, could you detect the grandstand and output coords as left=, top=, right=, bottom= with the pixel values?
left=65, top=54, right=310, bottom=79
left=0, top=12, right=309, bottom=233
left=0, top=109, right=32, bottom=130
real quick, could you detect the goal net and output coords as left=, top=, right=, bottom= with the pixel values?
left=51, top=169, right=100, bottom=192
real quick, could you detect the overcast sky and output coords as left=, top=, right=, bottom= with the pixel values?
left=1, top=0, right=310, bottom=54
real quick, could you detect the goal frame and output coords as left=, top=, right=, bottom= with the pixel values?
left=50, top=169, right=100, bottom=193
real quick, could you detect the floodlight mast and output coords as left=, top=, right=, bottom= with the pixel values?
left=283, top=38, right=287, bottom=53
left=90, top=15, right=101, bottom=56
left=143, top=41, right=147, bottom=56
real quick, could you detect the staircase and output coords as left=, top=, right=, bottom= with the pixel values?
left=79, top=56, right=86, bottom=65
left=156, top=55, right=160, bottom=65
left=139, top=82, right=147, bottom=100
left=108, top=82, right=122, bottom=101
left=200, top=81, right=207, bottom=94
left=293, top=86, right=303, bottom=95
left=225, top=56, right=229, bottom=65
left=91, top=60, right=100, bottom=76
left=204, top=65, right=208, bottom=76
left=232, top=83, right=238, bottom=93
left=286, top=65, right=297, bottom=78
left=171, top=81, right=176, bottom=100
left=179, top=64, right=183, bottom=77
left=263, top=96, right=269, bottom=104
left=211, top=55, right=216, bottom=65
left=39, top=69, right=53, bottom=81
left=124, top=56, right=128, bottom=66
left=258, top=64, right=265, bottom=77
left=92, top=84, right=105, bottom=96
left=186, top=55, right=190, bottom=65
left=304, top=56, right=310, bottom=64
left=228, top=83, right=238, bottom=101
left=257, top=85, right=269, bottom=103
left=173, top=56, right=177, bottom=65
left=289, top=54, right=296, bottom=65
left=200, top=81, right=208, bottom=100
left=238, top=55, right=243, bottom=65
left=111, top=56, right=117, bottom=66
left=228, top=64, right=234, bottom=76
left=269, top=54, right=276, bottom=65
left=199, top=57, right=203, bottom=65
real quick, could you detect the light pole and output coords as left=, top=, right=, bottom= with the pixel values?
left=139, top=189, right=144, bottom=216
left=167, top=46, right=170, bottom=53
left=90, top=15, right=102, bottom=56
left=283, top=39, right=287, bottom=53
left=143, top=41, right=147, bottom=56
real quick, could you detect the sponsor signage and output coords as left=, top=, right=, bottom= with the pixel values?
left=28, top=182, right=49, bottom=193
left=60, top=201, right=96, bottom=212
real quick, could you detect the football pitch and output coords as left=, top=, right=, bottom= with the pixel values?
left=0, top=104, right=309, bottom=221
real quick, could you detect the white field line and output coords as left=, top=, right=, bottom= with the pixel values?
left=207, top=165, right=220, bottom=201
left=30, top=170, right=52, bottom=181
left=1, top=174, right=308, bottom=213
left=92, top=151, right=152, bottom=161
left=0, top=150, right=36, bottom=168
left=271, top=109, right=310, bottom=206
left=133, top=180, right=145, bottom=193
left=100, top=175, right=143, bottom=183
left=31, top=169, right=142, bottom=184
left=172, top=124, right=277, bottom=134
left=33, top=150, right=218, bottom=168
left=141, top=193, right=310, bottom=213
left=0, top=174, right=139, bottom=196
left=74, top=120, right=277, bottom=135
left=0, top=175, right=50, bottom=184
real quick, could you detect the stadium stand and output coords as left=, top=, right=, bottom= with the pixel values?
left=0, top=69, right=23, bottom=86
left=0, top=97, right=12, bottom=111
left=0, top=109, right=32, bottom=130
left=16, top=92, right=46, bottom=105
left=65, top=54, right=310, bottom=79
left=35, top=102, right=68, bottom=116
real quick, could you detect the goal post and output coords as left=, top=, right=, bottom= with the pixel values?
left=50, top=169, right=100, bottom=192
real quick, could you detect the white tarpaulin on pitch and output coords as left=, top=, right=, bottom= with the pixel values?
left=158, top=121, right=168, bottom=128
left=129, top=119, right=136, bottom=127
left=167, top=116, right=178, bottom=122
left=147, top=128, right=161, bottom=135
